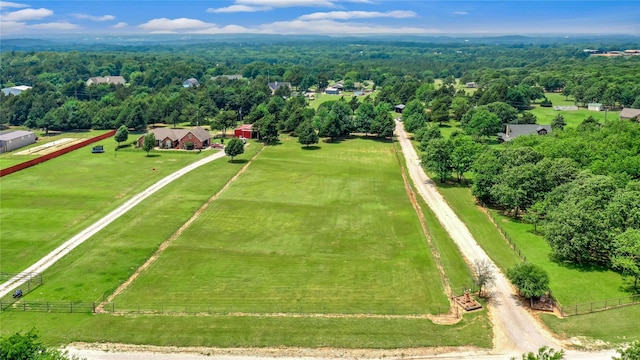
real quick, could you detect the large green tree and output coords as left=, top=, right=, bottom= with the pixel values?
left=507, top=262, right=550, bottom=300
left=224, top=137, right=245, bottom=161
left=296, top=120, right=319, bottom=148
left=611, top=229, right=640, bottom=290
left=421, top=138, right=453, bottom=183
left=142, top=132, right=156, bottom=156
left=114, top=124, right=129, bottom=149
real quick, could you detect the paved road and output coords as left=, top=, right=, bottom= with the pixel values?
left=0, top=150, right=227, bottom=298
left=393, top=120, right=558, bottom=353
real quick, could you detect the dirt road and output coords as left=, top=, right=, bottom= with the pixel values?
left=0, top=150, right=228, bottom=298
left=393, top=120, right=558, bottom=353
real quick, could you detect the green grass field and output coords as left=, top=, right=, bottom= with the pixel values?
left=0, top=144, right=212, bottom=274
left=0, top=311, right=492, bottom=348
left=13, top=143, right=261, bottom=303
left=529, top=93, right=616, bottom=127
left=0, top=137, right=492, bottom=349
left=115, top=136, right=449, bottom=314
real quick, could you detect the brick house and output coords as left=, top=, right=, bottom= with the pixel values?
left=137, top=127, right=211, bottom=149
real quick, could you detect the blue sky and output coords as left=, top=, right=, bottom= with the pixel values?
left=1, top=1, right=638, bottom=36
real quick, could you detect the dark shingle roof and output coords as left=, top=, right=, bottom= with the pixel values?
left=498, top=124, right=552, bottom=142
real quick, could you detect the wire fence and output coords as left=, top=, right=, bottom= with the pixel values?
left=0, top=300, right=455, bottom=317
left=557, top=294, right=640, bottom=317
left=477, top=201, right=526, bottom=262
left=0, top=272, right=43, bottom=309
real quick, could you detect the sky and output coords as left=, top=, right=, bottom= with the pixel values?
left=0, top=0, right=638, bottom=37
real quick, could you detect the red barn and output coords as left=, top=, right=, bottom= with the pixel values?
left=234, top=124, right=255, bottom=139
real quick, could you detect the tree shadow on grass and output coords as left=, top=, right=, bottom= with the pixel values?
left=228, top=159, right=248, bottom=164
left=146, top=154, right=161, bottom=158
left=301, top=145, right=321, bottom=150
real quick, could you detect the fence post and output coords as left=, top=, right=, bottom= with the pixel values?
left=23, top=303, right=26, bottom=312
left=112, top=302, right=115, bottom=313
left=47, top=302, right=49, bottom=312
left=92, top=302, right=96, bottom=313
left=575, top=304, right=578, bottom=315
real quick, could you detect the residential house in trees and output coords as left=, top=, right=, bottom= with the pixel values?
left=137, top=127, right=211, bottom=150
left=325, top=87, right=340, bottom=95
left=394, top=104, right=405, bottom=113
left=1, top=85, right=31, bottom=96
left=268, top=81, right=291, bottom=94
left=86, top=76, right=126, bottom=86
left=183, top=78, right=200, bottom=88
left=497, top=124, right=551, bottom=142
left=466, top=82, right=478, bottom=88
left=620, top=108, right=640, bottom=122
left=211, top=74, right=243, bottom=81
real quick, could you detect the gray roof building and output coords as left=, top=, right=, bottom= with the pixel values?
left=1, top=85, right=32, bottom=96
left=0, top=130, right=36, bottom=153
left=497, top=124, right=552, bottom=142
left=183, top=78, right=200, bottom=88
left=620, top=108, right=640, bottom=121
left=86, top=76, right=126, bottom=86
left=268, top=81, right=291, bottom=94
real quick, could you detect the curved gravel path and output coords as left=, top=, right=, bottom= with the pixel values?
left=393, top=120, right=559, bottom=353
left=0, top=150, right=227, bottom=298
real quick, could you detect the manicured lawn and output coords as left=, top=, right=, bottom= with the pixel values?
left=16, top=143, right=262, bottom=303
left=436, top=184, right=522, bottom=270
left=115, top=137, right=449, bottom=314
left=541, top=306, right=640, bottom=344
left=529, top=93, right=616, bottom=127
left=491, top=212, right=631, bottom=305
left=0, top=145, right=213, bottom=274
left=0, top=137, right=493, bottom=349
left=0, top=311, right=492, bottom=349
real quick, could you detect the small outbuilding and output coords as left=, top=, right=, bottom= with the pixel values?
left=394, top=104, right=405, bottom=113
left=0, top=130, right=36, bottom=153
left=588, top=103, right=603, bottom=111
left=620, top=108, right=640, bottom=121
left=234, top=124, right=256, bottom=139
left=325, top=87, right=340, bottom=95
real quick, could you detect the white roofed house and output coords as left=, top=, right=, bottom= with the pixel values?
left=183, top=78, right=200, bottom=88
left=1, top=85, right=32, bottom=96
left=86, top=76, right=126, bottom=86
left=268, top=81, right=292, bottom=94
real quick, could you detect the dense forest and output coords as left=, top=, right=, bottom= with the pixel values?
left=2, top=37, right=640, bottom=286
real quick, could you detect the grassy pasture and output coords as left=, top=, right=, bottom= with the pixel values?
left=429, top=182, right=639, bottom=342
left=17, top=143, right=261, bottom=303
left=529, top=93, right=616, bottom=127
left=115, top=136, right=450, bottom=314
left=0, top=137, right=492, bottom=349
left=0, top=311, right=492, bottom=348
left=0, top=145, right=212, bottom=274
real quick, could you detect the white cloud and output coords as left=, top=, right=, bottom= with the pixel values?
left=72, top=13, right=115, bottom=21
left=27, top=21, right=79, bottom=30
left=258, top=19, right=435, bottom=35
left=0, top=1, right=28, bottom=9
left=112, top=22, right=127, bottom=28
left=2, top=7, right=53, bottom=21
left=0, top=20, right=26, bottom=33
left=235, top=0, right=336, bottom=7
left=138, top=18, right=216, bottom=31
left=194, top=24, right=253, bottom=34
left=207, top=5, right=268, bottom=13
left=453, top=11, right=468, bottom=15
left=298, top=10, right=416, bottom=21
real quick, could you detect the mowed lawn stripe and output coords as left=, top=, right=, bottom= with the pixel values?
left=15, top=145, right=261, bottom=302
left=0, top=147, right=209, bottom=274
left=116, top=137, right=449, bottom=314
